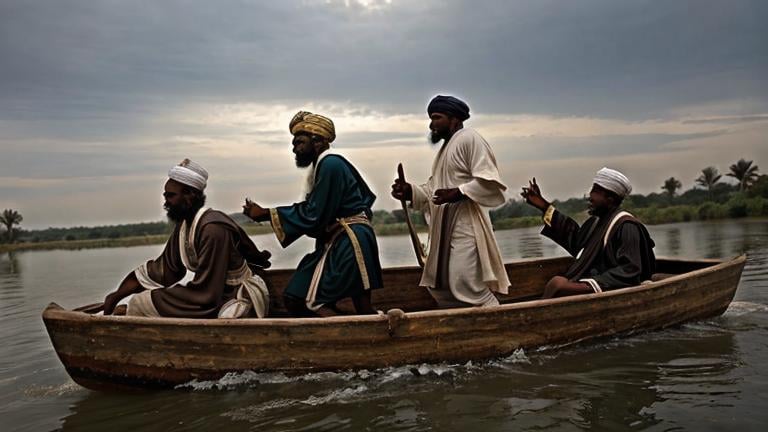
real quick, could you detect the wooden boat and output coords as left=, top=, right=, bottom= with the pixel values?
left=42, top=255, right=746, bottom=390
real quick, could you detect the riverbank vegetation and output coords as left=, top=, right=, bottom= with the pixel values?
left=2, top=160, right=765, bottom=253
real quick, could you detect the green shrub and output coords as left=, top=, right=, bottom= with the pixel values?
left=493, top=216, right=542, bottom=230
left=726, top=195, right=749, bottom=218
left=696, top=202, right=726, bottom=220
left=746, top=197, right=768, bottom=216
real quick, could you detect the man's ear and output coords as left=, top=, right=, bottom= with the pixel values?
left=313, top=136, right=330, bottom=152
left=607, top=192, right=621, bottom=207
left=181, top=186, right=195, bottom=200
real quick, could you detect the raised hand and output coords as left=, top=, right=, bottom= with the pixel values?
left=521, top=177, right=550, bottom=212
left=391, top=178, right=413, bottom=201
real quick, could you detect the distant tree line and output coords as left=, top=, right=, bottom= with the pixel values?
left=489, top=158, right=767, bottom=226
left=629, top=159, right=767, bottom=224
left=4, top=159, right=765, bottom=245
left=5, top=221, right=173, bottom=244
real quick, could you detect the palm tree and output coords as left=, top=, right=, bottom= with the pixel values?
left=727, top=158, right=759, bottom=191
left=695, top=166, right=722, bottom=196
left=0, top=209, right=23, bottom=243
left=661, top=177, right=682, bottom=197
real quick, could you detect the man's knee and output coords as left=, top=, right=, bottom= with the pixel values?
left=126, top=290, right=160, bottom=317
left=545, top=276, right=567, bottom=290
left=543, top=275, right=568, bottom=298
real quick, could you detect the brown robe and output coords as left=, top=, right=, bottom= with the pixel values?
left=139, top=209, right=270, bottom=318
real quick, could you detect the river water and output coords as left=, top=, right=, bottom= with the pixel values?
left=1, top=219, right=767, bottom=431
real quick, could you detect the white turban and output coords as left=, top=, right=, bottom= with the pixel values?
left=168, top=158, right=208, bottom=191
left=593, top=167, right=632, bottom=197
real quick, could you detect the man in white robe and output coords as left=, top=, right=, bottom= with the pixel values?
left=391, top=95, right=510, bottom=307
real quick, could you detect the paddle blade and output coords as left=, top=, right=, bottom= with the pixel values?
left=397, top=163, right=405, bottom=182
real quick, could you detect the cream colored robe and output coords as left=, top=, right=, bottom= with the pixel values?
left=411, top=128, right=511, bottom=306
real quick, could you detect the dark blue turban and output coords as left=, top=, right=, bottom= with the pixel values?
left=427, top=95, right=470, bottom=121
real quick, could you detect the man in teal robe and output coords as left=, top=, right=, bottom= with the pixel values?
left=244, top=111, right=383, bottom=317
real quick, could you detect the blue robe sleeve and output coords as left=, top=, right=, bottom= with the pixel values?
left=271, top=156, right=348, bottom=247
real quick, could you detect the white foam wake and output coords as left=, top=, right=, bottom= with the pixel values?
left=725, top=301, right=768, bottom=316
left=178, top=348, right=530, bottom=391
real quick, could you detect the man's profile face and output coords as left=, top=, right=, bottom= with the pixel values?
left=163, top=180, right=191, bottom=222
left=292, top=134, right=316, bottom=167
left=587, top=184, right=614, bottom=217
left=429, top=112, right=455, bottom=144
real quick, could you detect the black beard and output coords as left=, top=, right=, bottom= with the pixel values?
left=166, top=203, right=195, bottom=223
left=588, top=205, right=611, bottom=218
left=430, top=130, right=444, bottom=144
left=295, top=153, right=315, bottom=167
left=296, top=156, right=314, bottom=168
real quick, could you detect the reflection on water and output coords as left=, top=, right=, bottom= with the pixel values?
left=517, top=232, right=545, bottom=259
left=702, top=221, right=725, bottom=258
left=1, top=219, right=767, bottom=431
left=666, top=226, right=682, bottom=256
left=52, top=330, right=741, bottom=431
left=0, top=252, right=21, bottom=275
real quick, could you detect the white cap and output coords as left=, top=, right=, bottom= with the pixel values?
left=168, top=158, right=208, bottom=191
left=593, top=167, right=632, bottom=197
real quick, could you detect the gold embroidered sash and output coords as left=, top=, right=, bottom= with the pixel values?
left=305, top=213, right=372, bottom=310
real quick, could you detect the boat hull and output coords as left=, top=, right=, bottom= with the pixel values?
left=42, top=255, right=746, bottom=389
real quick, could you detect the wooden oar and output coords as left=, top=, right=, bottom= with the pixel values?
left=397, top=163, right=427, bottom=268
left=73, top=301, right=128, bottom=315
left=74, top=302, right=104, bottom=314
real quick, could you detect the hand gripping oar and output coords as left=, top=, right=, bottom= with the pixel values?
left=397, top=163, right=427, bottom=268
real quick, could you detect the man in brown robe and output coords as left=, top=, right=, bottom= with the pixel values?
left=103, top=159, right=272, bottom=318
left=521, top=167, right=656, bottom=298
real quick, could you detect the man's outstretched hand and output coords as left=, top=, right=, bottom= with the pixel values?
left=521, top=178, right=550, bottom=212
left=243, top=198, right=270, bottom=222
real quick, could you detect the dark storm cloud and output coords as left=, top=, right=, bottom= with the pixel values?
left=496, top=131, right=729, bottom=164
left=683, top=115, right=768, bottom=125
left=1, top=0, right=765, bottom=126
left=1, top=0, right=766, bottom=228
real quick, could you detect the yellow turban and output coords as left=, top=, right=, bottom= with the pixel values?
left=289, top=111, right=336, bottom=143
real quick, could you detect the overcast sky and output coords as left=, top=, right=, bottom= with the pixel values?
left=1, top=0, right=767, bottom=229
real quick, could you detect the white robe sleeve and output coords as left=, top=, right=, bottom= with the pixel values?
left=456, top=130, right=507, bottom=207
left=411, top=182, right=432, bottom=212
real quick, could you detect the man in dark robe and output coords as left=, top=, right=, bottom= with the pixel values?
left=103, top=159, right=272, bottom=318
left=521, top=167, right=656, bottom=298
left=243, top=111, right=383, bottom=317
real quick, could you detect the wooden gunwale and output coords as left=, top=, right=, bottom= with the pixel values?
left=42, top=255, right=746, bottom=389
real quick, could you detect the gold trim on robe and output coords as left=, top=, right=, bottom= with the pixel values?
left=304, top=213, right=372, bottom=309
left=543, top=205, right=556, bottom=227
left=269, top=208, right=286, bottom=243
